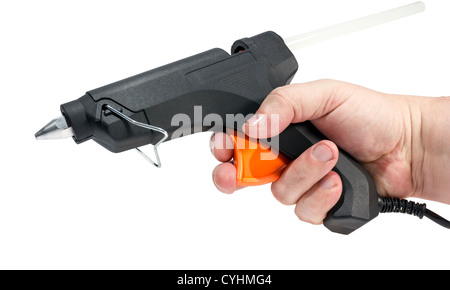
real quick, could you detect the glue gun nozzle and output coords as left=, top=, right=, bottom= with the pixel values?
left=35, top=116, right=74, bottom=140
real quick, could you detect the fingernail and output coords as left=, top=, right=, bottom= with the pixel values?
left=320, top=175, right=336, bottom=190
left=209, top=133, right=215, bottom=154
left=242, top=114, right=268, bottom=138
left=312, top=144, right=333, bottom=162
left=243, top=114, right=267, bottom=127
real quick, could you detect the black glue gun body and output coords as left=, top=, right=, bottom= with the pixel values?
left=52, top=31, right=378, bottom=234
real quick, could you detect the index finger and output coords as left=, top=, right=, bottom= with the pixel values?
left=242, top=80, right=351, bottom=139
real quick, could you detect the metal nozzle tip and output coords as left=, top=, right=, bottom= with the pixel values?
left=35, top=116, right=74, bottom=140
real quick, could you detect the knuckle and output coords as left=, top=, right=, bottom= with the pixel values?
left=294, top=205, right=306, bottom=221
left=307, top=198, right=324, bottom=216
left=294, top=204, right=322, bottom=225
left=270, top=86, right=289, bottom=99
left=270, top=182, right=293, bottom=205
left=316, top=78, right=343, bottom=90
left=268, top=87, right=296, bottom=109
left=288, top=161, right=308, bottom=181
left=317, top=78, right=338, bottom=85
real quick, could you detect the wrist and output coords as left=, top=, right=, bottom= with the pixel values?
left=411, top=96, right=450, bottom=203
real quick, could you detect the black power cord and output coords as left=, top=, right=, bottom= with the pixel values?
left=378, top=196, right=450, bottom=229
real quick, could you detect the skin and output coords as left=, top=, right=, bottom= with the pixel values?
left=210, top=79, right=450, bottom=225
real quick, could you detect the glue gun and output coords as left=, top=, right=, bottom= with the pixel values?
left=37, top=2, right=450, bottom=234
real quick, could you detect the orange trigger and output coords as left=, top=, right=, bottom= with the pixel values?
left=227, top=130, right=290, bottom=187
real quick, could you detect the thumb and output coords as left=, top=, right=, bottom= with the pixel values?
left=242, top=79, right=350, bottom=138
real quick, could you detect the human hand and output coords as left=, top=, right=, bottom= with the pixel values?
left=210, top=79, right=450, bottom=224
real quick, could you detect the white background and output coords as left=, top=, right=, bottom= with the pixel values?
left=0, top=0, right=449, bottom=270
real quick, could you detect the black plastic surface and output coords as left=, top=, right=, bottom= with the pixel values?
left=279, top=122, right=379, bottom=234
left=59, top=31, right=378, bottom=234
